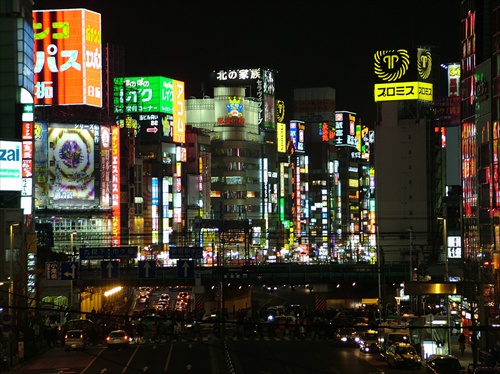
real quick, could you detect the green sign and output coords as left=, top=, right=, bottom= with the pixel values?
left=114, top=76, right=174, bottom=114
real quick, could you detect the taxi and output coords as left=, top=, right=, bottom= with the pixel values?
left=386, top=342, right=421, bottom=369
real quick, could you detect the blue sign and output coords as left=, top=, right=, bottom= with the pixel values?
left=101, top=261, right=119, bottom=279
left=170, top=246, right=203, bottom=259
left=60, top=262, right=79, bottom=280
left=46, top=262, right=59, bottom=280
left=177, top=260, right=195, bottom=279
left=138, top=261, right=156, bottom=279
left=79, top=246, right=138, bottom=260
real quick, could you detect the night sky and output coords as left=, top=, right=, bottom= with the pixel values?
left=33, top=0, right=461, bottom=126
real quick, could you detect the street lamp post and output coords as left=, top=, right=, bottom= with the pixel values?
left=376, top=224, right=383, bottom=323
left=438, top=216, right=452, bottom=355
left=70, top=232, right=77, bottom=260
left=8, top=223, right=19, bottom=314
left=408, top=227, right=413, bottom=314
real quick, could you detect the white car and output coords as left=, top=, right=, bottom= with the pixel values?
left=106, top=330, right=130, bottom=349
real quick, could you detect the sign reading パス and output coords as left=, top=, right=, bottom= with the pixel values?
left=0, top=141, right=22, bottom=191
left=373, top=48, right=433, bottom=102
left=33, top=9, right=102, bottom=107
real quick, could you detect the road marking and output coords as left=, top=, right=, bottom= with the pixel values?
left=80, top=348, right=106, bottom=374
left=164, top=343, right=174, bottom=372
left=122, top=345, right=140, bottom=373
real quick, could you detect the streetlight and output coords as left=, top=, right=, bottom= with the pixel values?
left=8, top=223, right=19, bottom=314
left=70, top=232, right=77, bottom=260
left=376, top=224, right=383, bottom=323
left=408, top=227, right=413, bottom=314
left=438, top=216, right=452, bottom=355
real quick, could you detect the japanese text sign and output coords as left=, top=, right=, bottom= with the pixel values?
left=33, top=9, right=102, bottom=107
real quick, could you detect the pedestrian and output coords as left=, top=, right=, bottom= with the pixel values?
left=471, top=333, right=479, bottom=365
left=193, top=321, right=203, bottom=341
left=136, top=321, right=144, bottom=344
left=458, top=332, right=466, bottom=355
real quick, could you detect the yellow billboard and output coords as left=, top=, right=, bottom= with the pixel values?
left=373, top=48, right=433, bottom=102
left=374, top=82, right=433, bottom=102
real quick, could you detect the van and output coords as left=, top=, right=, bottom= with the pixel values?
left=64, top=329, right=86, bottom=351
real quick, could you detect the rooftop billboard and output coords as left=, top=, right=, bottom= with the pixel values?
left=373, top=48, right=433, bottom=102
left=33, top=9, right=102, bottom=107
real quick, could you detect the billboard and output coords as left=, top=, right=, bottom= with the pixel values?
left=216, top=96, right=245, bottom=126
left=114, top=76, right=185, bottom=143
left=172, top=80, right=185, bottom=144
left=33, top=9, right=102, bottom=107
left=210, top=67, right=277, bottom=131
left=34, top=122, right=49, bottom=207
left=0, top=140, right=22, bottom=191
left=114, top=76, right=175, bottom=114
left=334, top=111, right=358, bottom=148
left=47, top=126, right=96, bottom=203
left=373, top=48, right=433, bottom=102
left=277, top=122, right=287, bottom=153
left=100, top=125, right=111, bottom=207
left=111, top=126, right=120, bottom=246
left=289, top=120, right=305, bottom=153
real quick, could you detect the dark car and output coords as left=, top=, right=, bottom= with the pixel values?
left=359, top=330, right=379, bottom=353
left=334, top=328, right=357, bottom=346
left=426, top=354, right=465, bottom=374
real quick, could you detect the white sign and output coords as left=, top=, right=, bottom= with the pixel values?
left=0, top=140, right=22, bottom=191
left=447, top=236, right=462, bottom=259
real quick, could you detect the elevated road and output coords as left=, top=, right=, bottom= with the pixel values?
left=78, top=262, right=408, bottom=288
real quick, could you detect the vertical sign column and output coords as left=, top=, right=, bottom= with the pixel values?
left=21, top=115, right=34, bottom=215
left=111, top=126, right=120, bottom=246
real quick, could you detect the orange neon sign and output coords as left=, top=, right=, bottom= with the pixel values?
left=33, top=9, right=102, bottom=107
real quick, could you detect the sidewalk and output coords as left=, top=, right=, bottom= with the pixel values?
left=450, top=336, right=475, bottom=370
left=449, top=334, right=499, bottom=372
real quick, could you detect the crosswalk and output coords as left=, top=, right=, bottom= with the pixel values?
left=133, top=334, right=335, bottom=344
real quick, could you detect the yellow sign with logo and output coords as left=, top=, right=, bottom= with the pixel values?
left=374, top=81, right=433, bottom=102
left=373, top=48, right=433, bottom=102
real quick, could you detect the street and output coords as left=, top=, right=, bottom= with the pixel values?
left=9, top=337, right=436, bottom=374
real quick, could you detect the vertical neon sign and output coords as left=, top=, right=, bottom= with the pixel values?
left=295, top=157, right=301, bottom=235
left=152, top=177, right=159, bottom=243
left=111, top=126, right=120, bottom=246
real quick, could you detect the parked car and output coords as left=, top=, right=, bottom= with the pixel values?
left=106, top=330, right=130, bottom=349
left=64, top=329, right=86, bottom=351
left=386, top=343, right=421, bottom=369
left=426, top=354, right=464, bottom=374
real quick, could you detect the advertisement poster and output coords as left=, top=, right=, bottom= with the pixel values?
left=48, top=127, right=95, bottom=203
left=34, top=121, right=49, bottom=208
